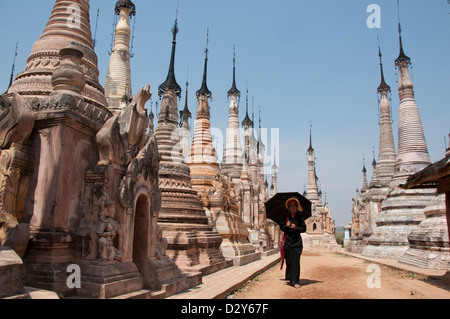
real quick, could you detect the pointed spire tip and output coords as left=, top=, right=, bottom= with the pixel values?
left=196, top=28, right=212, bottom=98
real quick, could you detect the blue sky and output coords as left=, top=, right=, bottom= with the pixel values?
left=1, top=0, right=449, bottom=227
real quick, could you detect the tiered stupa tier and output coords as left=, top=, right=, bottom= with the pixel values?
left=398, top=193, right=449, bottom=269
left=7, top=0, right=107, bottom=109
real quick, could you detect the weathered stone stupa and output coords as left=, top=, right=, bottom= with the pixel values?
left=221, top=46, right=244, bottom=183
left=305, top=130, right=321, bottom=205
left=104, top=0, right=135, bottom=113
left=253, top=114, right=275, bottom=253
left=398, top=193, right=449, bottom=269
left=271, top=153, right=278, bottom=196
left=7, top=0, right=107, bottom=109
left=375, top=47, right=397, bottom=188
left=188, top=32, right=221, bottom=189
left=179, top=80, right=192, bottom=162
left=237, top=91, right=254, bottom=226
left=399, top=135, right=450, bottom=270
left=362, top=22, right=436, bottom=259
left=302, top=130, right=340, bottom=251
left=155, top=22, right=228, bottom=275
left=187, top=36, right=258, bottom=266
left=346, top=45, right=397, bottom=253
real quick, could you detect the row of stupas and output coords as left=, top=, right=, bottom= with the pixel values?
left=104, top=0, right=281, bottom=270
left=0, top=0, right=280, bottom=299
left=347, top=9, right=449, bottom=271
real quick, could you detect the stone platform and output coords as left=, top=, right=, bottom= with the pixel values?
left=168, top=253, right=281, bottom=299
left=181, top=259, right=234, bottom=277
left=342, top=251, right=448, bottom=279
left=112, top=271, right=202, bottom=299
left=0, top=247, right=25, bottom=299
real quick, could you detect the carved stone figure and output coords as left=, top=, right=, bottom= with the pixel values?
left=0, top=94, right=34, bottom=150
left=155, top=224, right=168, bottom=260
left=97, top=201, right=124, bottom=262
left=210, top=174, right=224, bottom=199
left=96, top=85, right=151, bottom=167
left=96, top=116, right=126, bottom=166
left=76, top=178, right=108, bottom=261
left=119, top=136, right=159, bottom=208
left=0, top=94, right=35, bottom=258
left=119, top=84, right=151, bottom=161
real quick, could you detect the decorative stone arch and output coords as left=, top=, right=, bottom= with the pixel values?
left=131, top=184, right=158, bottom=290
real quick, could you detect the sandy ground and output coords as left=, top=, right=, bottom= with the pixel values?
left=230, top=252, right=450, bottom=299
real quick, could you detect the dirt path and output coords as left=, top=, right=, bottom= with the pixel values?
left=230, top=252, right=450, bottom=299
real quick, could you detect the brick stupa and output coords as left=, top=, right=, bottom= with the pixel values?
left=155, top=21, right=229, bottom=275
left=8, top=0, right=107, bottom=109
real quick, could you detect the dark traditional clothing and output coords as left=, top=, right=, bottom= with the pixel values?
left=279, top=211, right=306, bottom=285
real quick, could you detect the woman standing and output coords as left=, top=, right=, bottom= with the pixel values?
left=279, top=198, right=307, bottom=288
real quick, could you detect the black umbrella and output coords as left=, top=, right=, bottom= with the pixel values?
left=264, top=192, right=312, bottom=225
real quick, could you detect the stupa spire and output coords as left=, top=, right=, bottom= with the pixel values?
left=7, top=42, right=18, bottom=91
left=104, top=0, right=136, bottom=112
left=271, top=150, right=278, bottom=195
left=370, top=148, right=380, bottom=187
left=222, top=48, right=244, bottom=177
left=180, top=78, right=192, bottom=128
left=394, top=0, right=430, bottom=177
left=377, top=42, right=390, bottom=94
left=179, top=79, right=192, bottom=162
left=306, top=125, right=321, bottom=206
left=148, top=99, right=155, bottom=136
left=196, top=28, right=212, bottom=99
left=242, top=82, right=253, bottom=128
left=158, top=13, right=182, bottom=98
left=375, top=40, right=396, bottom=186
left=227, top=45, right=240, bottom=98
left=257, top=107, right=265, bottom=154
left=361, top=156, right=368, bottom=192
left=395, top=0, right=411, bottom=66
left=307, top=122, right=315, bottom=155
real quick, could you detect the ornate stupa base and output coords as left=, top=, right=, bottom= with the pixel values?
left=362, top=178, right=436, bottom=260
left=398, top=194, right=450, bottom=270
